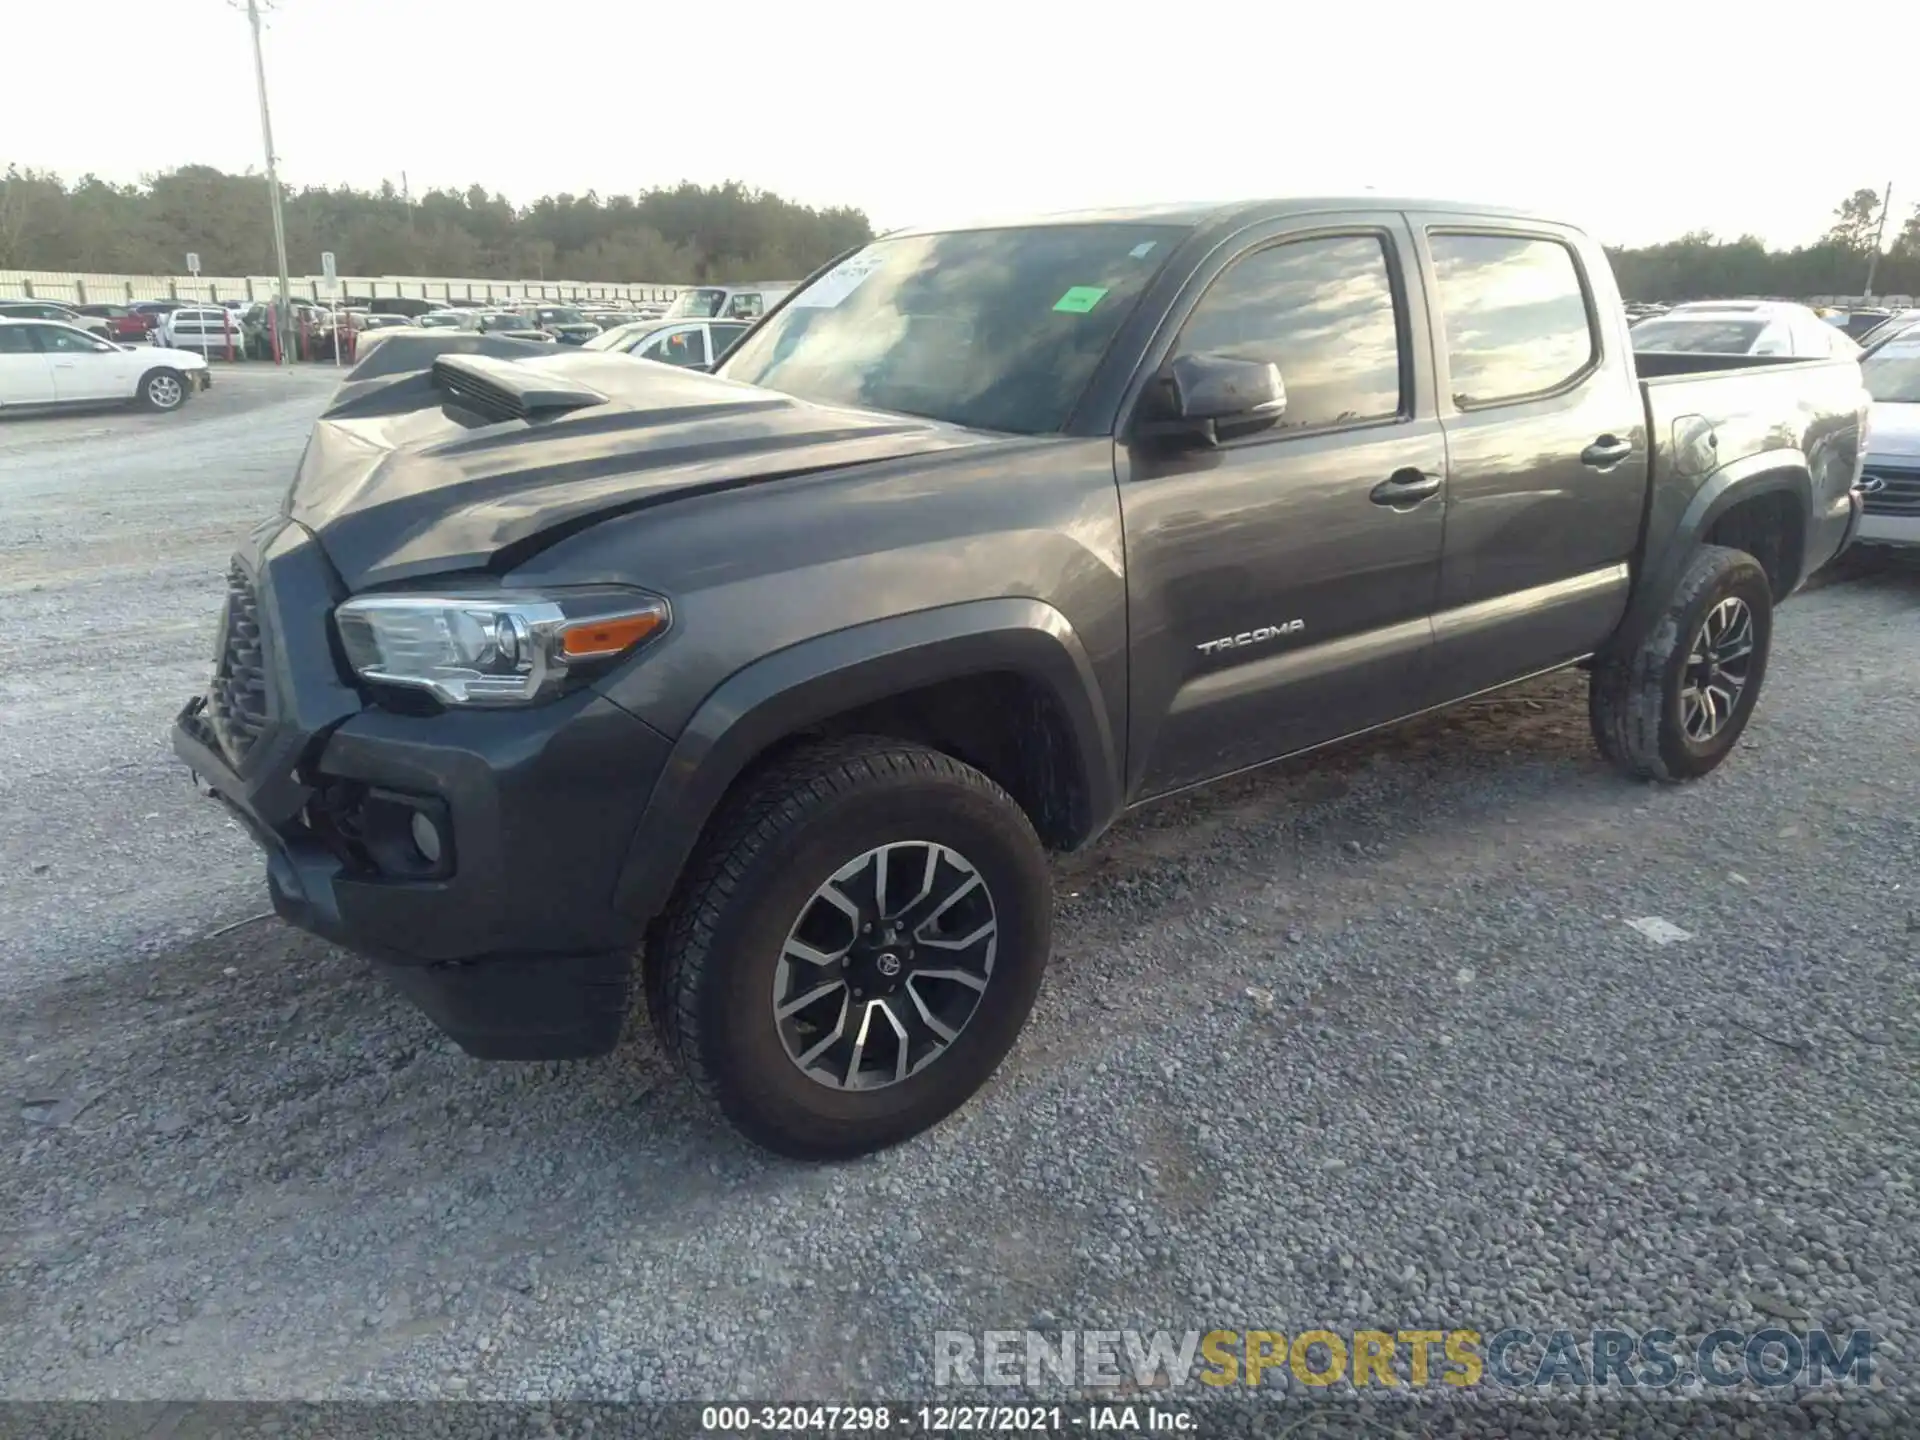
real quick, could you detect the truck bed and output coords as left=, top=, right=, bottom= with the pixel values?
left=1627, top=353, right=1867, bottom=641
left=1634, top=351, right=1836, bottom=380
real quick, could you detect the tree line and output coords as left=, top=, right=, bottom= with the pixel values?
left=3, top=166, right=1919, bottom=300
left=0, top=165, right=873, bottom=284
left=1608, top=188, right=1920, bottom=302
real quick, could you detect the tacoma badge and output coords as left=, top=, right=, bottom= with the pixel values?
left=1197, top=620, right=1305, bottom=656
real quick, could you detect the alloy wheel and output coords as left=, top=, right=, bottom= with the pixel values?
left=1680, top=595, right=1755, bottom=742
left=773, top=841, right=998, bottom=1091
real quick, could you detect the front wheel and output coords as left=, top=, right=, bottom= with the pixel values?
left=137, top=368, right=188, bottom=412
left=649, top=737, right=1052, bottom=1159
left=1590, top=543, right=1773, bottom=781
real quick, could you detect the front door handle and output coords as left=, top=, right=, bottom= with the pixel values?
left=1370, top=469, right=1442, bottom=506
left=1581, top=435, right=1634, bottom=467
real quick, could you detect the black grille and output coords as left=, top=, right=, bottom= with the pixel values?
left=208, top=562, right=269, bottom=763
left=1862, top=464, right=1920, bottom=517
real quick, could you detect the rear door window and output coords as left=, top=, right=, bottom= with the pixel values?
left=1427, top=232, right=1597, bottom=408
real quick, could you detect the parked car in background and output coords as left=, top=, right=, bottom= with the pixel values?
left=477, top=311, right=557, bottom=342
left=0, top=318, right=211, bottom=411
left=69, top=303, right=151, bottom=343
left=581, top=316, right=753, bottom=368
left=155, top=306, right=246, bottom=357
left=0, top=300, right=112, bottom=340
left=1858, top=308, right=1920, bottom=353
left=663, top=284, right=792, bottom=321
left=1630, top=301, right=1861, bottom=359
left=1856, top=324, right=1920, bottom=551
left=525, top=306, right=602, bottom=345
left=352, top=310, right=558, bottom=363
left=173, top=197, right=1867, bottom=1158
left=1830, top=307, right=1893, bottom=341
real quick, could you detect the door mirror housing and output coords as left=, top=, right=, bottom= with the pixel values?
left=1137, top=352, right=1287, bottom=447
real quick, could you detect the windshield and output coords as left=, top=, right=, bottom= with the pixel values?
left=1863, top=336, right=1920, bottom=404
left=719, top=224, right=1184, bottom=434
left=478, top=314, right=526, bottom=331
left=417, top=313, right=465, bottom=327
left=542, top=308, right=587, bottom=325
left=667, top=288, right=727, bottom=318
left=1631, top=318, right=1767, bottom=354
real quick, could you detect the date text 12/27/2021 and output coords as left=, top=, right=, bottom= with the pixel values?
left=699, top=1404, right=1197, bottom=1432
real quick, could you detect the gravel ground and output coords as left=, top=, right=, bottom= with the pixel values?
left=1, top=376, right=1916, bottom=1430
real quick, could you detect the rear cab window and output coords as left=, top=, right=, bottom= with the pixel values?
left=1426, top=232, right=1598, bottom=408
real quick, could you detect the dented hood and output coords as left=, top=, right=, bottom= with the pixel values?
left=287, top=338, right=999, bottom=589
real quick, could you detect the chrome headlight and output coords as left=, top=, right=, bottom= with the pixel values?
left=334, top=588, right=669, bottom=706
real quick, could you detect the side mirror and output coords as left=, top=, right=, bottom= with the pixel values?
left=1138, top=352, right=1287, bottom=447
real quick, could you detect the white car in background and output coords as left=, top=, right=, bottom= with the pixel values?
left=1858, top=324, right=1920, bottom=550
left=0, top=318, right=211, bottom=413
left=154, top=306, right=247, bottom=357
left=1630, top=300, right=1862, bottom=360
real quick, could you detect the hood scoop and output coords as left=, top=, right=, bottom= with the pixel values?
left=431, top=353, right=608, bottom=425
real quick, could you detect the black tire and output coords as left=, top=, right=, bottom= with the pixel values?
left=649, top=737, right=1051, bottom=1159
left=1590, top=543, right=1773, bottom=781
left=137, top=368, right=189, bottom=412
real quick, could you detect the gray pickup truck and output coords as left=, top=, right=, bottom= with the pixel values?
left=173, top=198, right=1869, bottom=1158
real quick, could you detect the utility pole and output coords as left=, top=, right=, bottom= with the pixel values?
left=245, top=0, right=293, bottom=363
left=1864, top=180, right=1893, bottom=301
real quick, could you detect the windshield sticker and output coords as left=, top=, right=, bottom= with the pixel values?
left=1053, top=286, right=1110, bottom=314
left=790, top=251, right=885, bottom=309
left=1128, top=242, right=1157, bottom=259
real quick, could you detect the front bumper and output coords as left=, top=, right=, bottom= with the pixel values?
left=171, top=523, right=674, bottom=1058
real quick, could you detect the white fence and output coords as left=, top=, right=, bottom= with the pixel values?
left=0, top=269, right=681, bottom=307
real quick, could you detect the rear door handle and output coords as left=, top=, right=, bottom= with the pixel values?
left=1581, top=435, right=1634, bottom=467
left=1369, top=469, right=1443, bottom=506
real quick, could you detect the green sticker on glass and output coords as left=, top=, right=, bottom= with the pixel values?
left=1052, top=285, right=1109, bottom=314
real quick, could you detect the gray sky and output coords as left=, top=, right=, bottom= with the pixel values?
left=7, top=0, right=1916, bottom=249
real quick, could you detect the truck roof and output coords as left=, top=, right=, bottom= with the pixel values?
left=887, top=196, right=1554, bottom=238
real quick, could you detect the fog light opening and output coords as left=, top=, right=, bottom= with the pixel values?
left=409, top=810, right=444, bottom=865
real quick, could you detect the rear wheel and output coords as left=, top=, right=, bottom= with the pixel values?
left=137, top=368, right=188, bottom=412
left=649, top=737, right=1052, bottom=1159
left=1590, top=543, right=1773, bottom=781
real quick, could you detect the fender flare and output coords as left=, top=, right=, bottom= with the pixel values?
left=1614, top=449, right=1812, bottom=652
left=610, top=597, right=1121, bottom=924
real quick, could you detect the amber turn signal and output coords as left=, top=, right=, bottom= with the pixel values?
left=559, top=608, right=667, bottom=660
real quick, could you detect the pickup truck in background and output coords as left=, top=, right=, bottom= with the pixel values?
left=171, top=198, right=1869, bottom=1159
